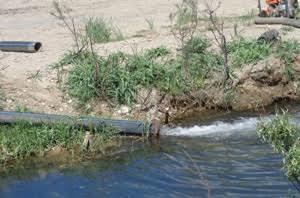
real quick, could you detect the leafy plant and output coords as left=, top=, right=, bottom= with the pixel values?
left=257, top=113, right=297, bottom=154
left=257, top=112, right=300, bottom=181
left=228, top=38, right=271, bottom=68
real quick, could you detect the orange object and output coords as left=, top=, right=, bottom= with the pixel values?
left=266, top=0, right=282, bottom=4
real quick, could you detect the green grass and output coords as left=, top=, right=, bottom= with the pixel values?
left=228, top=39, right=300, bottom=69
left=257, top=113, right=300, bottom=180
left=228, top=38, right=272, bottom=68
left=0, top=122, right=119, bottom=165
left=15, top=104, right=30, bottom=113
left=85, top=17, right=124, bottom=44
left=275, top=40, right=300, bottom=65
left=54, top=35, right=300, bottom=109
left=66, top=47, right=175, bottom=105
left=54, top=37, right=223, bottom=107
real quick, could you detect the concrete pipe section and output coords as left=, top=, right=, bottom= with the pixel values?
left=255, top=17, right=300, bottom=28
left=0, top=41, right=42, bottom=53
left=0, top=111, right=160, bottom=137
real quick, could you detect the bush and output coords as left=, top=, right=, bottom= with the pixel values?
left=257, top=112, right=300, bottom=181
left=0, top=122, right=119, bottom=164
left=64, top=47, right=175, bottom=105
left=86, top=18, right=113, bottom=43
left=0, top=123, right=84, bottom=162
left=85, top=17, right=125, bottom=44
left=275, top=40, right=300, bottom=65
left=228, top=38, right=271, bottom=68
left=181, top=36, right=223, bottom=84
left=285, top=141, right=300, bottom=179
left=257, top=113, right=298, bottom=154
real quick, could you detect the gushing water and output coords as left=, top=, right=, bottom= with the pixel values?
left=161, top=117, right=260, bottom=137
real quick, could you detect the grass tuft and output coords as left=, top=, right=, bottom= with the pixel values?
left=86, top=17, right=112, bottom=44
left=85, top=17, right=125, bottom=43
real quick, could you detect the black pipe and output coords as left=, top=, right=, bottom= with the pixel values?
left=0, top=41, right=42, bottom=53
left=0, top=111, right=159, bottom=136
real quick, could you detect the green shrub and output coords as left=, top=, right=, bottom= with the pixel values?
left=86, top=17, right=112, bottom=43
left=85, top=18, right=124, bottom=43
left=257, top=113, right=300, bottom=181
left=65, top=47, right=174, bottom=106
left=275, top=40, right=300, bottom=65
left=257, top=113, right=298, bottom=154
left=228, top=38, right=271, bottom=68
left=67, top=52, right=100, bottom=103
left=0, top=122, right=119, bottom=164
left=183, top=37, right=210, bottom=55
left=285, top=141, right=300, bottom=179
left=0, top=123, right=84, bottom=162
left=181, top=36, right=223, bottom=83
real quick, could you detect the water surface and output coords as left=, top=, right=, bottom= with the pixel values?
left=0, top=116, right=299, bottom=197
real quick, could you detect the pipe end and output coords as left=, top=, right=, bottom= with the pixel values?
left=151, top=118, right=160, bottom=137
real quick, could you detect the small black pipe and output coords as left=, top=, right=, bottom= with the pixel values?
left=0, top=41, right=42, bottom=53
left=0, top=111, right=158, bottom=136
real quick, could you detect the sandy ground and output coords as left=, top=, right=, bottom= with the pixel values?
left=0, top=0, right=296, bottom=115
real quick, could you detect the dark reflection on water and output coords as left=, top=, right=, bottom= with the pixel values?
left=0, top=132, right=299, bottom=197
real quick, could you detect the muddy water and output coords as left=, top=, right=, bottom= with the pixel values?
left=0, top=114, right=300, bottom=197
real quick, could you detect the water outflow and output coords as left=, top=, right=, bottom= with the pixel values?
left=161, top=117, right=262, bottom=137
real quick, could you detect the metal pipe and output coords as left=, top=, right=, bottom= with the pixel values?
left=0, top=41, right=42, bottom=53
left=0, top=111, right=159, bottom=136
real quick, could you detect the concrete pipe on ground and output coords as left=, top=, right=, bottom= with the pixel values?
left=255, top=17, right=300, bottom=28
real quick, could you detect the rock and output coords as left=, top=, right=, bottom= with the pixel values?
left=117, top=105, right=130, bottom=115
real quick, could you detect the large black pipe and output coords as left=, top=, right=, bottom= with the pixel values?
left=0, top=111, right=159, bottom=136
left=0, top=41, right=42, bottom=53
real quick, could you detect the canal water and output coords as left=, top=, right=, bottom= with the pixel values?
left=0, top=113, right=299, bottom=197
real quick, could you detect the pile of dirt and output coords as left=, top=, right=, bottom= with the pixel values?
left=232, top=55, right=300, bottom=110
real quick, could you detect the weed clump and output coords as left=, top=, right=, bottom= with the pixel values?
left=85, top=18, right=124, bottom=43
left=55, top=38, right=222, bottom=107
left=0, top=122, right=119, bottom=165
left=86, top=18, right=112, bottom=43
left=228, top=38, right=271, bottom=68
left=257, top=113, right=300, bottom=180
left=65, top=46, right=174, bottom=105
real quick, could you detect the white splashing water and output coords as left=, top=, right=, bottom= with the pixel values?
left=161, top=117, right=261, bottom=137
